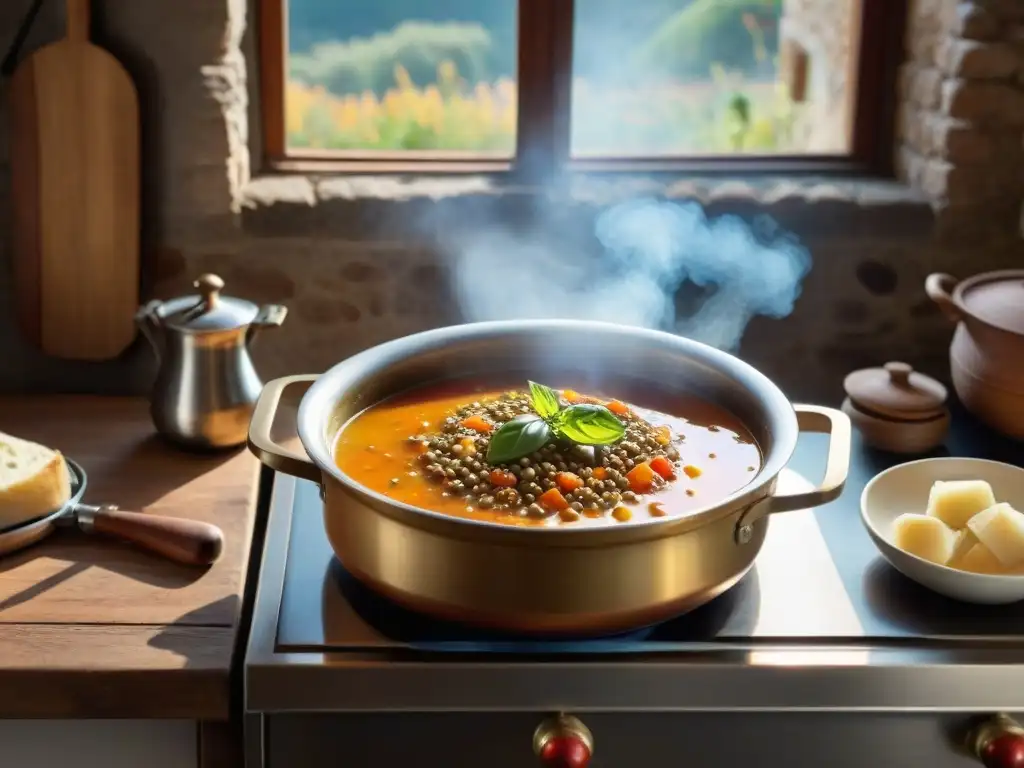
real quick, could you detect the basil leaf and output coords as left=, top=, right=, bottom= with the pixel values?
left=553, top=404, right=625, bottom=446
left=528, top=380, right=560, bottom=419
left=486, top=415, right=552, bottom=464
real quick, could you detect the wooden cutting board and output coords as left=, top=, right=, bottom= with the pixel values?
left=9, top=0, right=140, bottom=361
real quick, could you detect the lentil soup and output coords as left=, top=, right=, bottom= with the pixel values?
left=333, top=379, right=762, bottom=527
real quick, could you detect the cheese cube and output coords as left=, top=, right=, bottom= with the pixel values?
left=966, top=502, right=1024, bottom=567
left=926, top=480, right=996, bottom=529
left=951, top=542, right=1006, bottom=575
left=892, top=513, right=957, bottom=565
left=947, top=528, right=976, bottom=564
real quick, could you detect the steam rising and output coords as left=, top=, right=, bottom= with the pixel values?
left=443, top=198, right=811, bottom=352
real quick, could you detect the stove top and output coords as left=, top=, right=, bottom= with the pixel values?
left=245, top=407, right=1024, bottom=713
left=276, top=439, right=1024, bottom=655
left=279, top=469, right=860, bottom=655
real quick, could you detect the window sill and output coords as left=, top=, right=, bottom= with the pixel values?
left=238, top=174, right=934, bottom=241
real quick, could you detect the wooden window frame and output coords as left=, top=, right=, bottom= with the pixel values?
left=258, top=0, right=906, bottom=179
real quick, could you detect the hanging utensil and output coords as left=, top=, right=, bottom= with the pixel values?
left=8, top=0, right=141, bottom=360
left=0, top=458, right=224, bottom=566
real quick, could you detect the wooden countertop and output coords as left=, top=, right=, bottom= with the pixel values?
left=0, top=397, right=261, bottom=719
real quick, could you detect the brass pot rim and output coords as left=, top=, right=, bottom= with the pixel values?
left=297, top=319, right=800, bottom=545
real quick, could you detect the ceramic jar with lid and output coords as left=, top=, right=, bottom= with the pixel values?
left=842, top=361, right=950, bottom=454
left=925, top=270, right=1024, bottom=440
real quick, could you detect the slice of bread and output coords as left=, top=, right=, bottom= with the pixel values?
left=0, top=432, right=72, bottom=530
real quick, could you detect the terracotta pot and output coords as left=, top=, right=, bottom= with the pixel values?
left=925, top=270, right=1024, bottom=440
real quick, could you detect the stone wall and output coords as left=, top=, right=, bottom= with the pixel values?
left=0, top=0, right=1021, bottom=404
left=898, top=0, right=1024, bottom=239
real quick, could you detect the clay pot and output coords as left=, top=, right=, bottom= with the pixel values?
left=925, top=270, right=1024, bottom=440
left=842, top=361, right=950, bottom=454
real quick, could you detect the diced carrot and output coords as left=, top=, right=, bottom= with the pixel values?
left=459, top=436, right=477, bottom=456
left=460, top=415, right=493, bottom=433
left=612, top=506, right=632, bottom=522
left=648, top=502, right=667, bottom=517
left=489, top=470, right=518, bottom=487
left=683, top=465, right=702, bottom=479
left=539, top=488, right=570, bottom=511
left=626, top=462, right=656, bottom=494
left=650, top=456, right=676, bottom=480
left=556, top=472, right=584, bottom=492
left=562, top=389, right=582, bottom=403
left=592, top=467, right=608, bottom=480
left=653, top=425, right=672, bottom=445
left=606, top=399, right=630, bottom=416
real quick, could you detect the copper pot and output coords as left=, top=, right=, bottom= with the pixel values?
left=247, top=320, right=850, bottom=634
left=926, top=270, right=1024, bottom=440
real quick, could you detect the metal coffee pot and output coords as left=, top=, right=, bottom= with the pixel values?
left=136, top=273, right=287, bottom=450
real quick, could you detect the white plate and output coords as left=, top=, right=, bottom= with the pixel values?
left=861, top=457, right=1024, bottom=604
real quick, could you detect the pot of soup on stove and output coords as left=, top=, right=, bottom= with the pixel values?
left=248, top=320, right=851, bottom=635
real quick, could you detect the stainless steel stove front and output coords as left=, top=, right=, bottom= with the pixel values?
left=244, top=432, right=1024, bottom=768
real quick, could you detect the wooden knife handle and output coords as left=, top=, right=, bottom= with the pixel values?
left=88, top=506, right=224, bottom=566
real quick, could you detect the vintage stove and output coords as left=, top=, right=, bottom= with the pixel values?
left=244, top=417, right=1024, bottom=768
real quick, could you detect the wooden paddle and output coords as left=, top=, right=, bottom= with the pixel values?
left=9, top=0, right=140, bottom=361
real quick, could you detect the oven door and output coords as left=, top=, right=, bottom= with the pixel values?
left=259, top=711, right=997, bottom=767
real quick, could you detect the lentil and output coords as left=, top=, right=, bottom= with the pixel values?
left=411, top=389, right=685, bottom=513
left=336, top=383, right=763, bottom=528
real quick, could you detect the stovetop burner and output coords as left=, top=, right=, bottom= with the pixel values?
left=330, top=558, right=662, bottom=650
left=326, top=556, right=766, bottom=652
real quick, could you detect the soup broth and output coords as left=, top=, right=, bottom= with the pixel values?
left=333, top=379, right=762, bottom=527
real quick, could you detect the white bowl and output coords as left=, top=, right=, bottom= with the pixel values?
left=861, top=457, right=1024, bottom=604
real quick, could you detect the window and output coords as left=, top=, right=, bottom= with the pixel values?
left=259, top=0, right=905, bottom=177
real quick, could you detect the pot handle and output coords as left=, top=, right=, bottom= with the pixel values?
left=248, top=374, right=321, bottom=484
left=925, top=273, right=964, bottom=324
left=736, top=405, right=851, bottom=539
left=773, top=405, right=851, bottom=513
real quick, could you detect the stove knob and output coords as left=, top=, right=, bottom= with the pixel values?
left=533, top=713, right=593, bottom=768
left=970, top=714, right=1024, bottom=768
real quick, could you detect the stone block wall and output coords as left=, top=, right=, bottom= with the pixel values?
left=0, top=0, right=1021, bottom=404
left=898, top=0, right=1024, bottom=239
